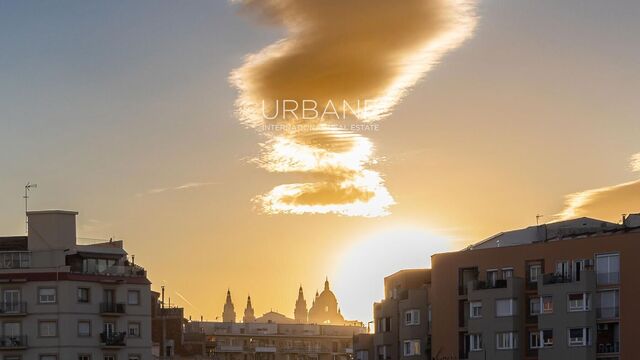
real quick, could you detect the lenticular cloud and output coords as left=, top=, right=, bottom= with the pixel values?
left=231, top=0, right=477, bottom=216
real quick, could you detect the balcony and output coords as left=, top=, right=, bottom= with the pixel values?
left=542, top=273, right=573, bottom=285
left=471, top=279, right=507, bottom=291
left=100, top=302, right=126, bottom=315
left=100, top=332, right=126, bottom=347
left=0, top=335, right=27, bottom=349
left=0, top=302, right=26, bottom=316
left=597, top=306, right=620, bottom=319
left=0, top=252, right=31, bottom=269
left=77, top=264, right=147, bottom=277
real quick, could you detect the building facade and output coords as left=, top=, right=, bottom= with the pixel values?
left=430, top=215, right=640, bottom=360
left=0, top=210, right=153, bottom=360
left=354, top=269, right=431, bottom=360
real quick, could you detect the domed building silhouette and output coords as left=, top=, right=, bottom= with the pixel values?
left=308, top=277, right=345, bottom=325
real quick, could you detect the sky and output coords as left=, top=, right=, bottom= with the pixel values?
left=1, top=0, right=639, bottom=323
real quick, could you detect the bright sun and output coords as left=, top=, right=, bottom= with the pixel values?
left=332, top=227, right=453, bottom=324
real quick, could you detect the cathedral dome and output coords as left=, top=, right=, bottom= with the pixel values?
left=308, top=278, right=344, bottom=325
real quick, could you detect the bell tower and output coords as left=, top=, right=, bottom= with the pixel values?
left=243, top=295, right=256, bottom=323
left=222, top=289, right=236, bottom=323
left=294, top=285, right=308, bottom=323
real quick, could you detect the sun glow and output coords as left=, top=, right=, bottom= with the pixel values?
left=332, top=227, right=453, bottom=322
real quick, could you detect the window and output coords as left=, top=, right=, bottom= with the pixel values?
left=502, top=268, right=514, bottom=279
left=568, top=293, right=591, bottom=312
left=40, top=356, right=57, bottom=360
left=377, top=317, right=390, bottom=333
left=597, top=289, right=619, bottom=319
left=530, top=296, right=553, bottom=315
left=529, top=264, right=542, bottom=283
left=496, top=332, right=517, bottom=350
left=596, top=253, right=620, bottom=285
left=128, top=322, right=141, bottom=337
left=355, top=350, right=369, bottom=360
left=469, top=334, right=483, bottom=351
left=38, top=288, right=56, bottom=304
left=403, top=340, right=420, bottom=356
left=104, top=356, right=116, bottom=360
left=127, top=290, right=140, bottom=305
left=77, top=288, right=90, bottom=303
left=568, top=328, right=591, bottom=347
left=486, top=270, right=498, bottom=287
left=377, top=345, right=389, bottom=360
left=530, top=330, right=553, bottom=349
left=470, top=302, right=482, bottom=318
left=39, top=320, right=57, bottom=337
left=78, top=321, right=91, bottom=337
left=556, top=261, right=570, bottom=279
left=404, top=309, right=420, bottom=325
left=79, top=355, right=91, bottom=360
left=496, top=299, right=517, bottom=317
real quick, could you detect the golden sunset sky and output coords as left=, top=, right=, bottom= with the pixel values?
left=1, top=0, right=639, bottom=322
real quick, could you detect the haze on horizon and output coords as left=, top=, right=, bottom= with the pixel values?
left=1, top=0, right=639, bottom=323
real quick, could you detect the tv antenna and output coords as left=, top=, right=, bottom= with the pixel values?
left=24, top=182, right=37, bottom=233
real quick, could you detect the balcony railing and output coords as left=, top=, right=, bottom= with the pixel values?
left=100, top=302, right=126, bottom=315
left=78, top=264, right=146, bottom=277
left=0, top=252, right=31, bottom=269
left=597, top=342, right=620, bottom=354
left=473, top=279, right=507, bottom=290
left=0, top=302, right=26, bottom=315
left=542, top=273, right=573, bottom=285
left=100, top=332, right=126, bottom=347
left=597, top=306, right=620, bottom=319
left=0, top=335, right=27, bottom=349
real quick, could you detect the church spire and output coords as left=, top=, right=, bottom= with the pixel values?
left=243, top=294, right=256, bottom=323
left=294, top=285, right=308, bottom=323
left=324, top=276, right=330, bottom=291
left=222, top=289, right=236, bottom=323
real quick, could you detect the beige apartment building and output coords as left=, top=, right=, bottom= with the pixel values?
left=0, top=210, right=152, bottom=360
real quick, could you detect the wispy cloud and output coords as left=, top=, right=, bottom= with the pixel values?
left=631, top=153, right=640, bottom=172
left=137, top=182, right=218, bottom=197
left=556, top=153, right=640, bottom=221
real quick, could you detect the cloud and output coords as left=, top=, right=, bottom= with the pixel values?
left=631, top=153, right=640, bottom=172
left=231, top=0, right=477, bottom=216
left=137, top=182, right=218, bottom=197
left=556, top=154, right=640, bottom=221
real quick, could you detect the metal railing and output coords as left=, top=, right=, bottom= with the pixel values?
left=0, top=335, right=27, bottom=348
left=100, top=302, right=126, bottom=314
left=0, top=302, right=27, bottom=315
left=100, top=332, right=126, bottom=346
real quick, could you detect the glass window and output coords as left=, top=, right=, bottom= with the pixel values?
left=530, top=296, right=553, bottom=315
left=596, top=253, right=620, bottom=285
left=568, top=293, right=591, bottom=312
left=496, top=299, right=517, bottom=317
left=403, top=340, right=420, bottom=356
left=496, top=332, right=517, bottom=350
left=469, top=334, right=483, bottom=351
left=78, top=321, right=91, bottom=337
left=128, top=322, right=140, bottom=337
left=39, top=321, right=57, bottom=337
left=568, top=328, right=591, bottom=346
left=127, top=290, right=140, bottom=305
left=597, top=290, right=619, bottom=319
left=79, top=355, right=91, bottom=360
left=502, top=268, right=514, bottom=279
left=78, top=288, right=90, bottom=303
left=404, top=309, right=420, bottom=325
left=529, top=264, right=542, bottom=283
left=530, top=330, right=553, bottom=349
left=470, top=302, right=482, bottom=318
left=487, top=270, right=498, bottom=287
left=38, top=288, right=56, bottom=304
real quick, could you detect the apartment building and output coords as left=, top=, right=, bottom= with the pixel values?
left=430, top=215, right=640, bottom=360
left=354, top=269, right=431, bottom=360
left=0, top=210, right=152, bottom=360
left=187, top=321, right=365, bottom=360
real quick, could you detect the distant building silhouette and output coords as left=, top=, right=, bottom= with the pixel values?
left=308, top=277, right=345, bottom=325
left=294, top=285, right=308, bottom=323
left=222, top=289, right=236, bottom=323
left=243, top=295, right=256, bottom=323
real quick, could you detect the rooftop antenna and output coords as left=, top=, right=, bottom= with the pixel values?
left=24, top=182, right=37, bottom=234
left=536, top=214, right=544, bottom=225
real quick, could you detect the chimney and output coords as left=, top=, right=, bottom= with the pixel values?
left=27, top=210, right=78, bottom=251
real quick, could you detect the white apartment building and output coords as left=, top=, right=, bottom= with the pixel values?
left=0, top=210, right=152, bottom=360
